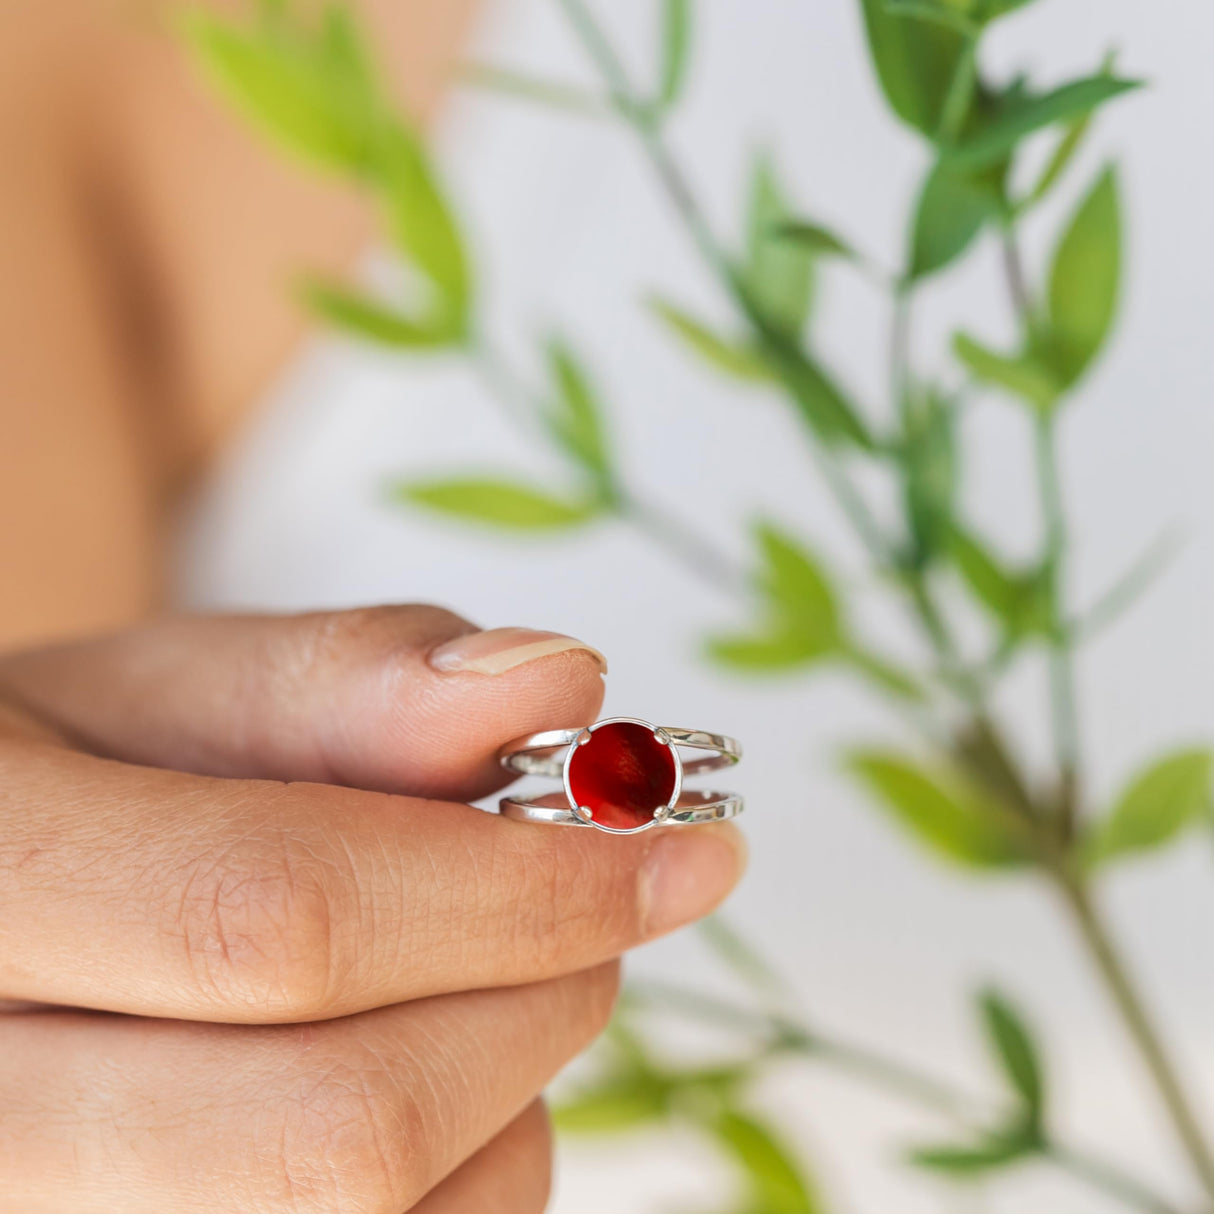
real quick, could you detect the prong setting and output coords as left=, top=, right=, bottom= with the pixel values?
left=561, top=716, right=683, bottom=835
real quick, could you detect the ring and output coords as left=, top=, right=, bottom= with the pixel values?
left=497, top=716, right=743, bottom=835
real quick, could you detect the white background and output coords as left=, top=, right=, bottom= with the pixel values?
left=181, top=2, right=1214, bottom=1209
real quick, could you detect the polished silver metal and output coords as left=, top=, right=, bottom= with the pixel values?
left=500, top=722, right=742, bottom=779
left=497, top=716, right=742, bottom=834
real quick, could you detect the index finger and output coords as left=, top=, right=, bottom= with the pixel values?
left=0, top=605, right=608, bottom=801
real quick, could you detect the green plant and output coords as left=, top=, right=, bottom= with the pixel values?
left=184, top=2, right=1213, bottom=1210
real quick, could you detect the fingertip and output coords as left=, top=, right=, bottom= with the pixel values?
left=639, top=823, right=747, bottom=940
left=381, top=640, right=609, bottom=801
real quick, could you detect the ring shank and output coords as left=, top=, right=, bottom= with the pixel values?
left=499, top=789, right=743, bottom=827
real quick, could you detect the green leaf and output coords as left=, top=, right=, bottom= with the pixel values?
left=979, top=988, right=1044, bottom=1120
left=1087, top=748, right=1213, bottom=866
left=755, top=522, right=841, bottom=637
left=908, top=159, right=1001, bottom=280
left=947, top=76, right=1140, bottom=169
left=554, top=1074, right=670, bottom=1134
left=756, top=333, right=874, bottom=449
left=950, top=527, right=1018, bottom=616
left=298, top=278, right=452, bottom=347
left=658, top=0, right=693, bottom=110
left=746, top=153, right=815, bottom=337
left=707, top=523, right=844, bottom=674
left=182, top=11, right=381, bottom=175
left=459, top=62, right=606, bottom=117
left=983, top=0, right=1038, bottom=17
left=845, top=646, right=925, bottom=700
left=859, top=0, right=970, bottom=135
left=911, top=1126, right=1038, bottom=1175
left=184, top=4, right=471, bottom=332
left=1022, top=113, right=1090, bottom=209
left=319, top=4, right=374, bottom=85
left=949, top=526, right=1051, bottom=637
left=953, top=332, right=1061, bottom=410
left=373, top=125, right=471, bottom=333
left=649, top=297, right=771, bottom=381
left=544, top=339, right=613, bottom=485
left=775, top=221, right=857, bottom=261
left=706, top=630, right=829, bottom=672
left=899, top=387, right=957, bottom=566
left=698, top=917, right=789, bottom=997
left=1045, top=165, right=1121, bottom=387
left=395, top=478, right=600, bottom=530
left=712, top=1111, right=824, bottom=1214
left=881, top=0, right=978, bottom=37
left=1075, top=530, right=1182, bottom=641
left=848, top=750, right=1031, bottom=868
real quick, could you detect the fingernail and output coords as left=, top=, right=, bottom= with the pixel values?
left=640, top=825, right=747, bottom=939
left=428, top=627, right=608, bottom=676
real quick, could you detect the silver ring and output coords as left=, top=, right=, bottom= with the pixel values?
left=497, top=715, right=743, bottom=835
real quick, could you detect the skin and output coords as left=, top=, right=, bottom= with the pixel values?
left=0, top=0, right=477, bottom=647
left=0, top=605, right=746, bottom=1210
left=0, top=5, right=747, bottom=1209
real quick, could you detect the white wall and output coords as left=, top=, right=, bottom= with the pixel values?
left=180, top=2, right=1214, bottom=1209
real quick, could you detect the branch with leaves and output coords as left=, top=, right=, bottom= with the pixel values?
left=183, top=1, right=1214, bottom=1210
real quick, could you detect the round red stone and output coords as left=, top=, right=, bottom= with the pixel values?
left=567, top=721, right=678, bottom=830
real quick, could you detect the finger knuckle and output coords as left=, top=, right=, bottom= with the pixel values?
left=171, top=813, right=347, bottom=1018
left=272, top=1047, right=417, bottom=1214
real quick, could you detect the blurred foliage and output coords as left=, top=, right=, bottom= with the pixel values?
left=186, top=2, right=1214, bottom=1211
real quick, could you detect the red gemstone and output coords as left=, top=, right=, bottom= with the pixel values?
left=567, top=721, right=678, bottom=830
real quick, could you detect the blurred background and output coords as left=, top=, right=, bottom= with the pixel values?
left=6, top=0, right=1213, bottom=1210
left=177, top=2, right=1214, bottom=1209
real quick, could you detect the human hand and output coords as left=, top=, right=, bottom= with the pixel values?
left=0, top=606, right=744, bottom=1212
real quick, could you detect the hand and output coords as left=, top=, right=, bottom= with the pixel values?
left=0, top=606, right=744, bottom=1212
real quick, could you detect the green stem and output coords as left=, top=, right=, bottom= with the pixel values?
left=1059, top=875, right=1214, bottom=1203
left=1001, top=226, right=1035, bottom=325
left=1045, top=1143, right=1190, bottom=1214
left=629, top=978, right=1185, bottom=1214
left=1000, top=224, right=1079, bottom=811
left=1034, top=409, right=1081, bottom=811
left=615, top=491, right=748, bottom=597
left=558, top=0, right=1001, bottom=711
left=997, top=226, right=1214, bottom=1194
left=472, top=341, right=745, bottom=597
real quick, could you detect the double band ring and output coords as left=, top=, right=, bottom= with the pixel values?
left=498, top=716, right=743, bottom=835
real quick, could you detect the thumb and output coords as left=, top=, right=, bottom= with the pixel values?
left=0, top=605, right=607, bottom=800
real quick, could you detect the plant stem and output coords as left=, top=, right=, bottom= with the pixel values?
left=1001, top=227, right=1034, bottom=324
left=1034, top=409, right=1081, bottom=812
left=1046, top=1143, right=1191, bottom=1214
left=472, top=340, right=746, bottom=597
left=630, top=978, right=1186, bottom=1214
left=615, top=491, right=748, bottom=597
left=998, top=223, right=1214, bottom=1195
left=557, top=7, right=1208, bottom=1206
left=559, top=0, right=998, bottom=707
left=1059, top=874, right=1214, bottom=1202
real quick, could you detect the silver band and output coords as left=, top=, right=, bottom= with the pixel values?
left=499, top=726, right=741, bottom=779
left=500, top=789, right=743, bottom=827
